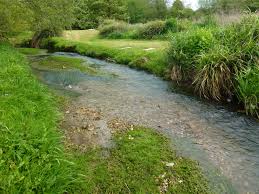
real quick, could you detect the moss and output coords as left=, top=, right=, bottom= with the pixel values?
left=33, top=55, right=99, bottom=75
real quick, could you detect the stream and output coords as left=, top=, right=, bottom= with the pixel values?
left=31, top=52, right=259, bottom=194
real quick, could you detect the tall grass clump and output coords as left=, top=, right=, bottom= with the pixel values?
left=194, top=45, right=234, bottom=100
left=0, top=43, right=83, bottom=193
left=194, top=14, right=258, bottom=102
left=236, top=66, right=259, bottom=118
left=168, top=28, right=215, bottom=81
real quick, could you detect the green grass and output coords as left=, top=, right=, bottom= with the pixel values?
left=0, top=43, right=83, bottom=193
left=17, top=47, right=46, bottom=55
left=74, top=128, right=211, bottom=194
left=8, top=31, right=33, bottom=46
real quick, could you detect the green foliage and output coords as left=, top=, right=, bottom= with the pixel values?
left=170, top=0, right=194, bottom=19
left=168, top=28, right=215, bottom=80
left=179, top=14, right=258, bottom=116
left=194, top=45, right=234, bottom=100
left=0, top=43, right=83, bottom=193
left=24, top=0, right=75, bottom=47
left=194, top=14, right=258, bottom=101
left=0, top=0, right=75, bottom=46
left=127, top=0, right=168, bottom=23
left=218, top=14, right=259, bottom=68
left=236, top=66, right=259, bottom=118
left=138, top=20, right=166, bottom=39
left=99, top=20, right=130, bottom=39
left=99, top=20, right=169, bottom=40
left=74, top=0, right=127, bottom=29
left=75, top=128, right=211, bottom=193
left=170, top=0, right=184, bottom=18
left=195, top=15, right=218, bottom=28
left=0, top=0, right=31, bottom=39
left=199, top=0, right=259, bottom=13
left=165, top=18, right=178, bottom=33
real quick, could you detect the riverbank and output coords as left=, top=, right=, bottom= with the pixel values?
left=44, top=30, right=169, bottom=78
left=0, top=43, right=211, bottom=193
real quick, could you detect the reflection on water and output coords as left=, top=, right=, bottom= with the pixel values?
left=32, top=52, right=259, bottom=194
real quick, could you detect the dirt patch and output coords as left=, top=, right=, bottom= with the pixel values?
left=61, top=103, right=132, bottom=151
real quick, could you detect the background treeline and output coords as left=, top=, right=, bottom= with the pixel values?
left=73, top=0, right=259, bottom=29
left=1, top=0, right=258, bottom=38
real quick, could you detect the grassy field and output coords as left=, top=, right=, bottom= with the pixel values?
left=63, top=30, right=168, bottom=50
left=0, top=43, right=211, bottom=193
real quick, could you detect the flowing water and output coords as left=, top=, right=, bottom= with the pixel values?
left=32, top=52, right=259, bottom=194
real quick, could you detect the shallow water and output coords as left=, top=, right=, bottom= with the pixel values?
left=32, top=52, right=259, bottom=194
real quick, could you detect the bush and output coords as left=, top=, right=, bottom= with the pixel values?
left=168, top=28, right=215, bottom=81
left=236, top=66, right=259, bottom=118
left=136, top=20, right=167, bottom=39
left=99, top=20, right=129, bottom=39
left=176, top=19, right=193, bottom=32
left=195, top=15, right=218, bottom=28
left=165, top=18, right=178, bottom=33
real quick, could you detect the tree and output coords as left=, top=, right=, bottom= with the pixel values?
left=74, top=0, right=127, bottom=29
left=170, top=0, right=195, bottom=19
left=0, top=0, right=31, bottom=39
left=22, top=0, right=75, bottom=47
left=127, top=0, right=168, bottom=23
left=170, top=0, right=185, bottom=18
left=198, top=0, right=259, bottom=13
left=151, top=0, right=168, bottom=20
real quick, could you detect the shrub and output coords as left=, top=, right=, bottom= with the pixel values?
left=176, top=19, right=193, bottom=32
left=168, top=28, right=215, bottom=81
left=137, top=20, right=166, bottom=39
left=195, top=15, right=218, bottom=28
left=236, top=66, right=259, bottom=118
left=99, top=20, right=129, bottom=39
left=165, top=18, right=178, bottom=33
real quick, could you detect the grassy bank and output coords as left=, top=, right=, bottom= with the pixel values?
left=44, top=31, right=169, bottom=78
left=0, top=43, right=211, bottom=193
left=0, top=43, right=82, bottom=193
